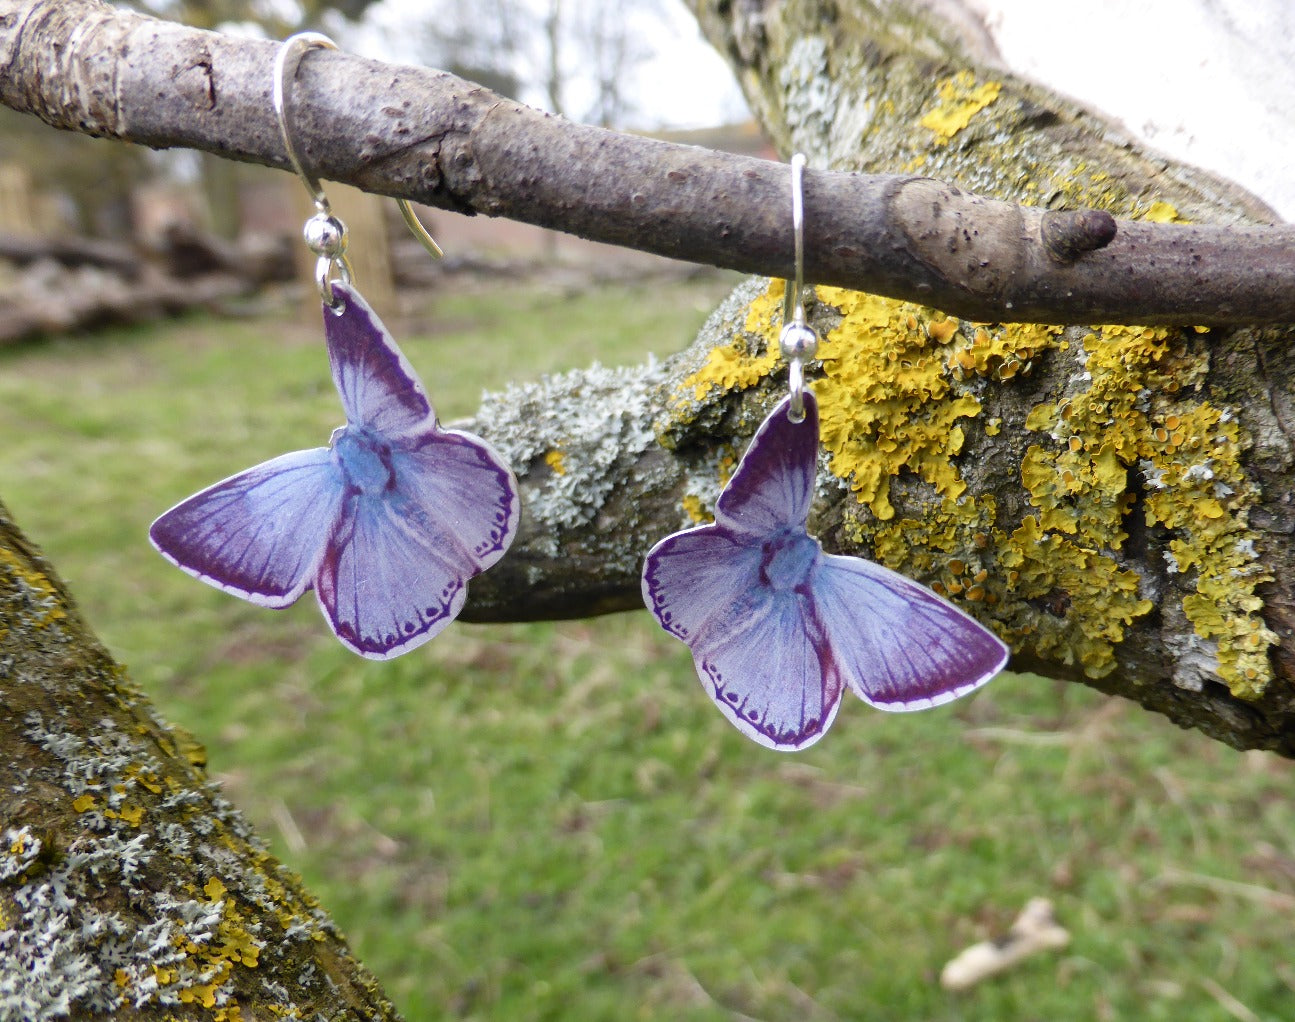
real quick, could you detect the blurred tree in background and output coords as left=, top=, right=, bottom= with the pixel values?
left=406, top=0, right=663, bottom=127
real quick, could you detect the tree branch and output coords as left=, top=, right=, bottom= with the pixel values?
left=1, top=0, right=1293, bottom=327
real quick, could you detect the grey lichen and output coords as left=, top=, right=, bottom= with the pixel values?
left=1, top=503, right=401, bottom=1021
left=1, top=710, right=342, bottom=1019
left=475, top=361, right=665, bottom=542
left=779, top=35, right=837, bottom=155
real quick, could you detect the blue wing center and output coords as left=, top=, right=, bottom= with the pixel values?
left=759, top=528, right=820, bottom=593
left=332, top=425, right=396, bottom=495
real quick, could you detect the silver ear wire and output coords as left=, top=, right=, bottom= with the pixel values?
left=398, top=197, right=445, bottom=260
left=273, top=32, right=336, bottom=217
left=274, top=33, right=352, bottom=305
left=273, top=33, right=443, bottom=305
left=778, top=153, right=818, bottom=422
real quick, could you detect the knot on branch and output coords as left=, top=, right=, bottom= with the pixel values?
left=1040, top=208, right=1118, bottom=263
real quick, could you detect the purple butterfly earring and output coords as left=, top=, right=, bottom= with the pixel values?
left=149, top=33, right=519, bottom=659
left=641, top=154, right=1009, bottom=750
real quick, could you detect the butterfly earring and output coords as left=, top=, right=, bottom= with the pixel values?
left=149, top=33, right=519, bottom=659
left=641, top=154, right=1009, bottom=750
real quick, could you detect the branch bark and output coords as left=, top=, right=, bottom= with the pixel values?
left=1, top=0, right=1294, bottom=326
left=0, top=503, right=402, bottom=1020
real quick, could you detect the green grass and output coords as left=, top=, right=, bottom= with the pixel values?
left=3, top=274, right=1295, bottom=1021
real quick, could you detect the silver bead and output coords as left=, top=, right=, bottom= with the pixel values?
left=779, top=321, right=819, bottom=362
left=303, top=213, right=348, bottom=259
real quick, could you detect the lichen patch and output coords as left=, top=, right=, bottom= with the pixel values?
left=477, top=362, right=663, bottom=538
left=672, top=276, right=1273, bottom=692
left=1020, top=324, right=1274, bottom=693
left=920, top=71, right=1003, bottom=145
left=2, top=709, right=346, bottom=1020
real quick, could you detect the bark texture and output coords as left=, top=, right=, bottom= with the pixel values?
left=0, top=503, right=401, bottom=1019
left=1, top=0, right=1295, bottom=326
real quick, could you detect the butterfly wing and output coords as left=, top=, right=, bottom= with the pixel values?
left=643, top=391, right=840, bottom=749
left=149, top=448, right=342, bottom=607
left=325, top=282, right=435, bottom=439
left=316, top=429, right=519, bottom=660
left=714, top=391, right=819, bottom=536
left=812, top=554, right=1009, bottom=709
left=642, top=524, right=843, bottom=750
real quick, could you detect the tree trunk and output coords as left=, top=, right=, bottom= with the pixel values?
left=0, top=504, right=403, bottom=1019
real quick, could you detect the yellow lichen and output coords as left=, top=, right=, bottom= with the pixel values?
left=0, top=545, right=67, bottom=629
left=159, top=873, right=266, bottom=1008
left=999, top=517, right=1153, bottom=676
left=948, top=323, right=1061, bottom=383
left=919, top=71, right=1002, bottom=144
left=1021, top=325, right=1274, bottom=695
left=677, top=279, right=1272, bottom=691
left=681, top=494, right=712, bottom=524
left=1143, top=200, right=1186, bottom=223
left=544, top=449, right=566, bottom=475
left=682, top=283, right=785, bottom=401
left=813, top=287, right=986, bottom=520
left=862, top=495, right=1000, bottom=600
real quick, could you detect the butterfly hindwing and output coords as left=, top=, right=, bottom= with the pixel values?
left=642, top=508, right=841, bottom=750
left=315, top=430, right=519, bottom=660
left=813, top=553, right=1009, bottom=709
left=398, top=427, right=521, bottom=570
left=691, top=580, right=843, bottom=750
left=149, top=448, right=342, bottom=607
left=315, top=489, right=471, bottom=659
left=325, top=283, right=434, bottom=439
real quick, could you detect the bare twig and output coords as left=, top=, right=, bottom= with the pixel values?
left=1146, top=867, right=1295, bottom=912
left=1199, top=977, right=1262, bottom=1022
left=1, top=0, right=1293, bottom=326
left=940, top=898, right=1071, bottom=991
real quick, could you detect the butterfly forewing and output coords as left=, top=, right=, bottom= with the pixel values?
left=642, top=526, right=760, bottom=644
left=715, top=393, right=819, bottom=536
left=149, top=448, right=341, bottom=606
left=326, top=283, right=434, bottom=439
left=398, top=428, right=520, bottom=570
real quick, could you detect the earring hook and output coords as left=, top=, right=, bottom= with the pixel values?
left=398, top=197, right=445, bottom=260
left=273, top=33, right=442, bottom=304
left=778, top=153, right=818, bottom=422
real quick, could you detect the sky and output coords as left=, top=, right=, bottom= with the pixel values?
left=347, top=0, right=1293, bottom=218
left=352, top=0, right=751, bottom=130
left=964, top=0, right=1294, bottom=219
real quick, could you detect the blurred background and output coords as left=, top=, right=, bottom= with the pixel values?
left=3, top=2, right=1295, bottom=1020
left=0, top=0, right=755, bottom=344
